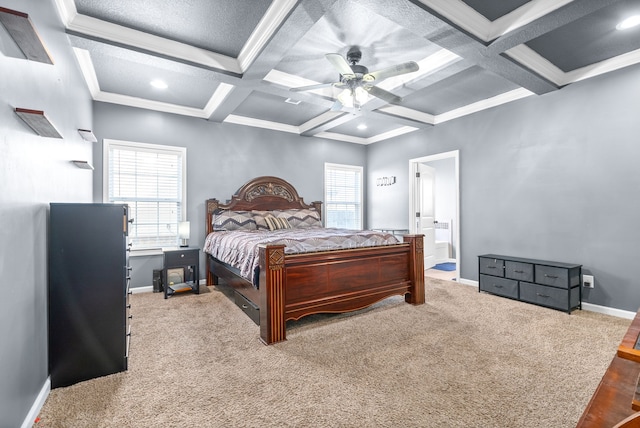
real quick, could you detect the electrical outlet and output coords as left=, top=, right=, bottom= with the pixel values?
left=583, top=274, right=594, bottom=288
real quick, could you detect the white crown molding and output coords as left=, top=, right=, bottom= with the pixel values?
left=224, top=115, right=300, bottom=134
left=299, top=111, right=347, bottom=134
left=507, top=44, right=640, bottom=87
left=316, top=126, right=418, bottom=145
left=315, top=131, right=368, bottom=145
left=490, top=0, right=574, bottom=40
left=68, top=14, right=241, bottom=73
left=506, top=44, right=565, bottom=85
left=58, top=0, right=294, bottom=74
left=224, top=115, right=417, bottom=145
left=435, top=88, right=534, bottom=124
left=238, top=0, right=298, bottom=71
left=418, top=0, right=492, bottom=40
left=376, top=105, right=435, bottom=125
left=565, top=47, right=640, bottom=84
left=74, top=47, right=233, bottom=119
left=94, top=91, right=212, bottom=118
left=366, top=126, right=419, bottom=144
left=53, top=0, right=77, bottom=26
left=73, top=47, right=101, bottom=97
left=203, top=83, right=235, bottom=118
left=418, top=0, right=573, bottom=41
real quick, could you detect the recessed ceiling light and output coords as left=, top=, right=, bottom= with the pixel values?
left=150, top=79, right=168, bottom=89
left=616, top=15, right=640, bottom=30
left=357, top=123, right=367, bottom=130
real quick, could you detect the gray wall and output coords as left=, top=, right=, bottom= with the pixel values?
left=91, top=103, right=367, bottom=288
left=367, top=63, right=640, bottom=312
left=0, top=0, right=94, bottom=426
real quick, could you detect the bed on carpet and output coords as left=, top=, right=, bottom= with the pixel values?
left=204, top=176, right=425, bottom=344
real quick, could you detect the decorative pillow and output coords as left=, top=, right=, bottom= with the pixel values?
left=212, top=210, right=257, bottom=231
left=265, top=215, right=291, bottom=231
left=252, top=208, right=322, bottom=229
left=281, top=208, right=322, bottom=228
left=251, top=210, right=273, bottom=230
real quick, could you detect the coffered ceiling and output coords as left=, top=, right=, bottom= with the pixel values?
left=49, top=0, right=640, bottom=144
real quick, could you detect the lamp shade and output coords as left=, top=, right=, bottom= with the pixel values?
left=178, top=221, right=190, bottom=239
left=178, top=221, right=190, bottom=247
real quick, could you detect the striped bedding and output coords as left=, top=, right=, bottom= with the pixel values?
left=203, top=228, right=399, bottom=284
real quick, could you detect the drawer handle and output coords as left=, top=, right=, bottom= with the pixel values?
left=242, top=304, right=248, bottom=309
left=514, top=270, right=524, bottom=273
left=536, top=293, right=550, bottom=298
left=544, top=274, right=558, bottom=279
left=493, top=284, right=503, bottom=288
left=486, top=266, right=496, bottom=269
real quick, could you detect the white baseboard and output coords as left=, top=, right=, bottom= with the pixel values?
left=130, top=285, right=154, bottom=294
left=22, top=377, right=50, bottom=428
left=457, top=278, right=477, bottom=287
left=457, top=278, right=634, bottom=319
left=581, top=302, right=636, bottom=319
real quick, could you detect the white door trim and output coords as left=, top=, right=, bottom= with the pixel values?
left=409, top=150, right=460, bottom=280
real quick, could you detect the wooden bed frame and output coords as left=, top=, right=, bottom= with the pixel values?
left=205, top=176, right=425, bottom=345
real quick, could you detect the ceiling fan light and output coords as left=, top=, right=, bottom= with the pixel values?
left=337, top=88, right=354, bottom=108
left=616, top=15, right=640, bottom=30
left=354, top=87, right=369, bottom=104
left=337, top=87, right=369, bottom=109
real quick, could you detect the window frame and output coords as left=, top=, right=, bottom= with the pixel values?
left=323, top=162, right=364, bottom=230
left=103, top=139, right=187, bottom=254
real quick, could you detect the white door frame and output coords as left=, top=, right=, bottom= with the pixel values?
left=409, top=150, right=460, bottom=280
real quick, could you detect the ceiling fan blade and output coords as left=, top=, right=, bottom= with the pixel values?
left=290, top=82, right=335, bottom=92
left=364, top=61, right=419, bottom=82
left=364, top=85, right=402, bottom=105
left=325, top=53, right=355, bottom=78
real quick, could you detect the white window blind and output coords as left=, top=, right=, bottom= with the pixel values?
left=324, top=163, right=363, bottom=229
left=104, top=139, right=186, bottom=250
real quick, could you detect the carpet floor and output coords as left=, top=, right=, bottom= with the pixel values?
left=35, top=278, right=630, bottom=427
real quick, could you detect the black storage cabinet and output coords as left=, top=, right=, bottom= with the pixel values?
left=48, top=203, right=131, bottom=388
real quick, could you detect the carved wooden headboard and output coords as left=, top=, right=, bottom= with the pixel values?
left=206, top=176, right=322, bottom=235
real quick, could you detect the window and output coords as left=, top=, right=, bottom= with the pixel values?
left=324, top=163, right=363, bottom=229
left=104, top=139, right=186, bottom=250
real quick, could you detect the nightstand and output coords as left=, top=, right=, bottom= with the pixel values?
left=163, top=248, right=199, bottom=299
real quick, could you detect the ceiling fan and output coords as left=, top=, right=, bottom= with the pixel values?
left=290, top=47, right=419, bottom=110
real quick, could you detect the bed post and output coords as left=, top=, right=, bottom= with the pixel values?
left=258, top=244, right=287, bottom=345
left=404, top=235, right=425, bottom=305
left=205, top=199, right=220, bottom=286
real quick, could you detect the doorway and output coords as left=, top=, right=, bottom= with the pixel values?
left=409, top=150, right=460, bottom=281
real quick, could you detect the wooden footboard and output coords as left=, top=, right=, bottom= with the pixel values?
left=259, top=235, right=424, bottom=344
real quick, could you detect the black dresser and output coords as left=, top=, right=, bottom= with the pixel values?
left=49, top=203, right=132, bottom=388
left=478, top=254, right=582, bottom=313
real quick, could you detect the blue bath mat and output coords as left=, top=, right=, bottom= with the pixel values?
left=433, top=262, right=456, bottom=271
